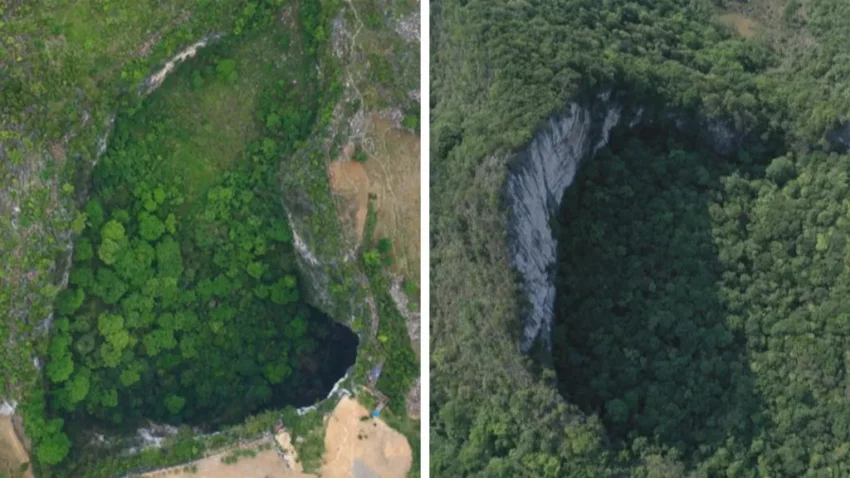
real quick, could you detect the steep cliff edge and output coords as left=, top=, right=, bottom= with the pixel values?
left=506, top=95, right=742, bottom=353
left=506, top=96, right=623, bottom=352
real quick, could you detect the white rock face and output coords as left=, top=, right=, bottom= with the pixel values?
left=507, top=97, right=746, bottom=353
left=507, top=101, right=622, bottom=352
left=0, top=400, right=17, bottom=416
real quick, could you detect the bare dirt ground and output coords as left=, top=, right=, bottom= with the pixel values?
left=0, top=416, right=33, bottom=478
left=363, top=116, right=420, bottom=279
left=323, top=397, right=412, bottom=478
left=274, top=430, right=304, bottom=472
left=406, top=379, right=420, bottom=421
left=140, top=438, right=315, bottom=478
left=329, top=154, right=371, bottom=241
left=328, top=114, right=420, bottom=279
left=718, top=13, right=758, bottom=38
left=138, top=397, right=411, bottom=478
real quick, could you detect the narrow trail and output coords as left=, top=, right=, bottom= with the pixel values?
left=343, top=0, right=366, bottom=108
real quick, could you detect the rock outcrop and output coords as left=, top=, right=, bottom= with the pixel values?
left=506, top=94, right=741, bottom=352
left=506, top=96, right=623, bottom=352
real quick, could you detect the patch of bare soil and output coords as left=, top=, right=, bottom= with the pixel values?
left=329, top=154, right=371, bottom=241
left=274, top=430, right=305, bottom=473
left=329, top=114, right=420, bottom=278
left=718, top=13, right=758, bottom=38
left=406, top=379, right=420, bottom=421
left=0, top=416, right=33, bottom=478
left=140, top=438, right=314, bottom=478
left=323, top=397, right=412, bottom=478
left=364, top=116, right=420, bottom=279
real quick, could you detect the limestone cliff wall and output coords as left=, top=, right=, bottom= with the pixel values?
left=506, top=95, right=739, bottom=352
left=506, top=97, right=623, bottom=352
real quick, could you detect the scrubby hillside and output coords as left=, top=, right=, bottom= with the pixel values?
left=2, top=0, right=419, bottom=476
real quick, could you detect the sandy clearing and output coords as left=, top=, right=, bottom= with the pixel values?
left=140, top=438, right=315, bottom=478
left=274, top=430, right=303, bottom=472
left=0, top=416, right=33, bottom=478
left=138, top=397, right=411, bottom=478
left=323, top=397, right=411, bottom=478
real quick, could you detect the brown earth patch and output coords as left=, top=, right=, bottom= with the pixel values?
left=718, top=12, right=758, bottom=38
left=328, top=114, right=419, bottom=278
left=327, top=115, right=420, bottom=280
left=0, top=416, right=33, bottom=478
left=329, top=157, right=371, bottom=241
left=136, top=396, right=412, bottom=478
left=323, top=396, right=412, bottom=478
left=363, top=115, right=420, bottom=279
left=140, top=438, right=315, bottom=478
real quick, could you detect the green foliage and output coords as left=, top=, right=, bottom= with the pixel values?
left=402, top=279, right=418, bottom=297
left=363, top=230, right=416, bottom=411
left=32, top=5, right=359, bottom=471
left=353, top=145, right=368, bottom=163
left=401, top=113, right=419, bottom=131
left=138, top=212, right=165, bottom=241
left=430, top=0, right=850, bottom=475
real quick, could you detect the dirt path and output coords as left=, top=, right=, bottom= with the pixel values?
left=140, top=438, right=314, bottom=478
left=138, top=397, right=411, bottom=478
left=0, top=416, right=33, bottom=478
left=323, top=397, right=412, bottom=478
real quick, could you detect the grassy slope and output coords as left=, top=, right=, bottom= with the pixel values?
left=0, top=0, right=247, bottom=402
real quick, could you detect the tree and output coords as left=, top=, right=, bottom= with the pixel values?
left=138, top=211, right=165, bottom=241
left=74, top=237, right=94, bottom=262
left=36, top=428, right=71, bottom=465
left=165, top=394, right=186, bottom=415
left=86, top=199, right=105, bottom=229
left=56, top=288, right=85, bottom=315
left=94, top=268, right=128, bottom=305
left=156, top=235, right=184, bottom=278
left=98, top=220, right=127, bottom=265
left=269, top=276, right=299, bottom=304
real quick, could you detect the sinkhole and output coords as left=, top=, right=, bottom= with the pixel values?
left=48, top=28, right=358, bottom=438
left=547, top=110, right=782, bottom=458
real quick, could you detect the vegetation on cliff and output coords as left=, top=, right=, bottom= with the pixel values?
left=3, top=0, right=418, bottom=474
left=432, top=0, right=850, bottom=476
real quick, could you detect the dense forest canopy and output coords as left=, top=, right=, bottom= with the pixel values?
left=432, top=0, right=850, bottom=476
left=4, top=0, right=419, bottom=475
left=553, top=119, right=850, bottom=475
left=16, top=0, right=366, bottom=471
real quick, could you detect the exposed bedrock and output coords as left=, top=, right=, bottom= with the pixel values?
left=506, top=93, right=742, bottom=352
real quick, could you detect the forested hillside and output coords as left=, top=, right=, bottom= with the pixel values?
left=431, top=0, right=850, bottom=476
left=2, top=0, right=419, bottom=475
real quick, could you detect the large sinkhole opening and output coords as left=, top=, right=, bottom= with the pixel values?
left=48, top=27, right=358, bottom=437
left=551, top=118, right=785, bottom=460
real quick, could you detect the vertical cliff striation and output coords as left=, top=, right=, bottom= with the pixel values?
left=506, top=94, right=745, bottom=353
left=506, top=96, right=624, bottom=352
